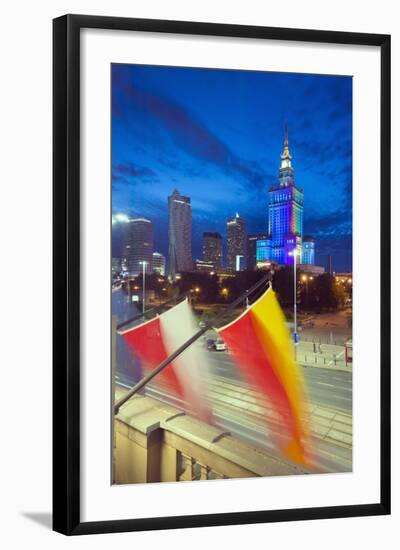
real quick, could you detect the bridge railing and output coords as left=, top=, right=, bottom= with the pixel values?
left=113, top=392, right=307, bottom=485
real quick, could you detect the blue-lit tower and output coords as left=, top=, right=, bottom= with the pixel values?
left=268, top=127, right=303, bottom=265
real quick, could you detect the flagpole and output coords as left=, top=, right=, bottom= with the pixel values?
left=114, top=274, right=271, bottom=414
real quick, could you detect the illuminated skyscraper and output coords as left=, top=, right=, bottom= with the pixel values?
left=202, top=232, right=223, bottom=268
left=302, top=236, right=315, bottom=265
left=123, top=217, right=154, bottom=276
left=152, top=252, right=166, bottom=276
left=168, top=189, right=192, bottom=276
left=268, top=127, right=304, bottom=265
left=227, top=213, right=246, bottom=271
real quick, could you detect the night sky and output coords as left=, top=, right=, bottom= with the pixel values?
left=112, top=64, right=352, bottom=271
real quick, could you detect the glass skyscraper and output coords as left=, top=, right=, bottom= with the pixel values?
left=152, top=252, right=166, bottom=276
left=168, top=189, right=192, bottom=276
left=123, top=217, right=154, bottom=276
left=227, top=213, right=246, bottom=271
left=202, top=232, right=223, bottom=268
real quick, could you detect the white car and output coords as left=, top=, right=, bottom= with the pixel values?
left=214, top=338, right=227, bottom=351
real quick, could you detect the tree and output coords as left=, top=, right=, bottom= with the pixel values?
left=272, top=267, right=293, bottom=307
left=314, top=273, right=339, bottom=311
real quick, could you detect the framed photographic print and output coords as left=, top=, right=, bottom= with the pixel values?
left=53, top=14, right=391, bottom=535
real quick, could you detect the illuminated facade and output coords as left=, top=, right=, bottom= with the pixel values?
left=152, top=252, right=166, bottom=276
left=202, top=232, right=223, bottom=268
left=168, top=189, right=192, bottom=276
left=247, top=233, right=267, bottom=270
left=256, top=238, right=272, bottom=263
left=124, top=217, right=154, bottom=276
left=302, top=237, right=315, bottom=265
left=227, top=213, right=246, bottom=271
left=268, top=128, right=304, bottom=265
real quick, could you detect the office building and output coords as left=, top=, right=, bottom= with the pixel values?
left=123, top=217, right=154, bottom=276
left=168, top=189, right=193, bottom=276
left=227, top=213, right=246, bottom=271
left=152, top=252, right=166, bottom=276
left=202, top=232, right=223, bottom=268
left=302, top=236, right=315, bottom=265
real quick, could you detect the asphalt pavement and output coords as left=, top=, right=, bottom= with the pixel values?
left=204, top=348, right=352, bottom=412
left=116, top=346, right=352, bottom=474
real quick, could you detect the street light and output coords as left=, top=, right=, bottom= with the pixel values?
left=301, top=274, right=313, bottom=309
left=288, top=249, right=300, bottom=345
left=139, top=261, right=148, bottom=313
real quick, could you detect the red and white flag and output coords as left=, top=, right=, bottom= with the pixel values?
left=119, top=299, right=211, bottom=421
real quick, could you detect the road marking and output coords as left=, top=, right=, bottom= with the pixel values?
left=331, top=394, right=351, bottom=401
left=316, top=382, right=335, bottom=387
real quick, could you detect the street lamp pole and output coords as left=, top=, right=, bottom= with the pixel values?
left=139, top=261, right=147, bottom=313
left=289, top=249, right=299, bottom=345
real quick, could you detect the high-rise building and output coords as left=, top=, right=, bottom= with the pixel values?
left=152, top=252, right=166, bottom=276
left=227, top=213, right=246, bottom=271
left=247, top=233, right=268, bottom=270
left=202, top=232, right=223, bottom=268
left=268, top=128, right=304, bottom=265
left=302, top=236, right=315, bottom=265
left=168, top=189, right=192, bottom=276
left=194, top=259, right=215, bottom=272
left=112, top=257, right=121, bottom=276
left=123, top=218, right=154, bottom=276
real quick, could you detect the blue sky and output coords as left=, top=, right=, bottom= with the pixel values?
left=112, top=64, right=352, bottom=271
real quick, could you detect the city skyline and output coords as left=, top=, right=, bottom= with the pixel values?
left=112, top=133, right=326, bottom=274
left=112, top=64, right=352, bottom=271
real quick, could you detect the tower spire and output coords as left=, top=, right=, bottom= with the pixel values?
left=278, top=124, right=294, bottom=186
left=282, top=123, right=291, bottom=159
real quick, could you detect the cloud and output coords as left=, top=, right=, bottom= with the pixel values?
left=305, top=209, right=352, bottom=239
left=113, top=162, right=156, bottom=179
left=112, top=68, right=269, bottom=191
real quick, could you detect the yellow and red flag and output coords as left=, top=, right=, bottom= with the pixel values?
left=217, top=286, right=311, bottom=466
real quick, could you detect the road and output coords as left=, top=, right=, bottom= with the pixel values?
left=203, top=346, right=352, bottom=412
left=116, top=345, right=352, bottom=475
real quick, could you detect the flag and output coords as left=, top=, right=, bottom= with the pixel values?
left=119, top=299, right=211, bottom=421
left=217, top=287, right=311, bottom=466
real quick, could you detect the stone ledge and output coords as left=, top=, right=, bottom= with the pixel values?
left=115, top=392, right=306, bottom=478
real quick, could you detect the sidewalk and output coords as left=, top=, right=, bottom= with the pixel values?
left=296, top=341, right=352, bottom=372
left=299, top=361, right=352, bottom=373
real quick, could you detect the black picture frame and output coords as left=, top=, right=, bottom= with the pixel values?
left=53, top=14, right=391, bottom=535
